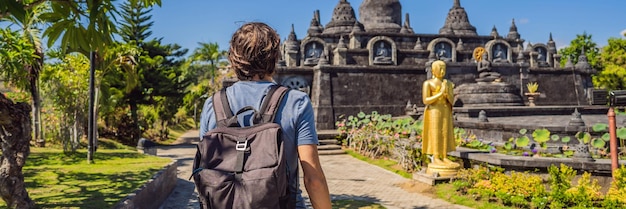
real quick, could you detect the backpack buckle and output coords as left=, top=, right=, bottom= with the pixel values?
left=235, top=140, right=248, bottom=151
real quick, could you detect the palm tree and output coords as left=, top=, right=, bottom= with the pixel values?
left=4, top=2, right=47, bottom=146
left=191, top=42, right=227, bottom=85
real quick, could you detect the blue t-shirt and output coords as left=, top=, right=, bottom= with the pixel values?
left=199, top=81, right=318, bottom=208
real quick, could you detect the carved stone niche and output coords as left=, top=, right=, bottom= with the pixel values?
left=488, top=42, right=511, bottom=63
left=302, top=40, right=325, bottom=66
left=532, top=45, right=550, bottom=67
left=428, top=38, right=456, bottom=62
left=367, top=36, right=397, bottom=65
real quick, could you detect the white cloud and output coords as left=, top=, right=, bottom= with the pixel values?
left=621, top=29, right=626, bottom=37
left=518, top=18, right=529, bottom=24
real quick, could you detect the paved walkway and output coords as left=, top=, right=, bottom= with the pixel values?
left=157, top=130, right=470, bottom=209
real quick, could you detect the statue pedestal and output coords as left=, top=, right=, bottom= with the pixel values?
left=413, top=164, right=460, bottom=185
left=426, top=162, right=460, bottom=177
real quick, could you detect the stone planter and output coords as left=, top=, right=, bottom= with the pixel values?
left=524, top=92, right=541, bottom=106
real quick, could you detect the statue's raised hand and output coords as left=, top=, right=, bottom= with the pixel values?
left=441, top=80, right=448, bottom=93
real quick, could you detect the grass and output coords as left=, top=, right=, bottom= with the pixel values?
left=332, top=199, right=386, bottom=209
left=344, top=149, right=413, bottom=179
left=0, top=146, right=172, bottom=209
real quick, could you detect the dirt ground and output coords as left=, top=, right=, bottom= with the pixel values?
left=396, top=181, right=439, bottom=199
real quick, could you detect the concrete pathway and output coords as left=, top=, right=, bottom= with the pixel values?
left=318, top=154, right=470, bottom=209
left=157, top=130, right=200, bottom=209
left=157, top=130, right=470, bottom=209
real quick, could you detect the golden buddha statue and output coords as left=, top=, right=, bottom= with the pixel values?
left=421, top=60, right=460, bottom=176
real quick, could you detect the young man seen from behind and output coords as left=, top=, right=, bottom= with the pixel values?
left=198, top=22, right=332, bottom=209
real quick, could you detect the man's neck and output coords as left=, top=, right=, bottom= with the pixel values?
left=251, top=74, right=274, bottom=82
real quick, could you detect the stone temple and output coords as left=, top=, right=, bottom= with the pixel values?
left=273, top=0, right=596, bottom=130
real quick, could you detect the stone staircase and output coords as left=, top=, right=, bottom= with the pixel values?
left=317, top=129, right=345, bottom=155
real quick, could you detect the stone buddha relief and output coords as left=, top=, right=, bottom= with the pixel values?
left=304, top=42, right=323, bottom=66
left=435, top=42, right=452, bottom=61
left=492, top=43, right=508, bottom=63
left=373, top=41, right=393, bottom=65
left=535, top=47, right=550, bottom=67
left=535, top=47, right=547, bottom=62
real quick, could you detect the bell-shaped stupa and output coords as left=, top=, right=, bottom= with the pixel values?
left=358, top=0, right=402, bottom=33
left=323, top=0, right=358, bottom=35
left=439, top=0, right=477, bottom=36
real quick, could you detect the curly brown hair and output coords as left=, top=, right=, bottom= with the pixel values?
left=228, top=22, right=281, bottom=81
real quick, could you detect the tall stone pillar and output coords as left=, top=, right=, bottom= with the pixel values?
left=311, top=66, right=335, bottom=130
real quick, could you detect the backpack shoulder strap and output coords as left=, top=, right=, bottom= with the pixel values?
left=212, top=88, right=234, bottom=127
left=257, top=85, right=290, bottom=123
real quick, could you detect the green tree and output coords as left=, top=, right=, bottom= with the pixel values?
left=0, top=28, right=37, bottom=209
left=119, top=0, right=153, bottom=45
left=558, top=32, right=601, bottom=70
left=40, top=52, right=90, bottom=152
left=115, top=0, right=157, bottom=142
left=43, top=0, right=160, bottom=164
left=183, top=42, right=231, bottom=127
left=594, top=37, right=626, bottom=90
left=1, top=1, right=160, bottom=207
left=138, top=40, right=188, bottom=141
left=115, top=0, right=188, bottom=143
left=0, top=6, right=44, bottom=207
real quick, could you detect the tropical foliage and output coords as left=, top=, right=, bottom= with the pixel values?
left=594, top=37, right=626, bottom=90
left=558, top=32, right=601, bottom=70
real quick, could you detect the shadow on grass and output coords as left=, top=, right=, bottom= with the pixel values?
left=30, top=169, right=159, bottom=209
left=19, top=149, right=168, bottom=209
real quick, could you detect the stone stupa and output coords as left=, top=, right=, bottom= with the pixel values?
left=454, top=46, right=524, bottom=107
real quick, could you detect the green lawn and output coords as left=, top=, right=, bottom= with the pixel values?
left=0, top=147, right=172, bottom=209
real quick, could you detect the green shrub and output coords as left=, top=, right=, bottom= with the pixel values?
left=548, top=164, right=576, bottom=208
left=531, top=195, right=549, bottom=209
left=473, top=171, right=545, bottom=208
left=336, top=111, right=423, bottom=171
left=565, top=172, right=602, bottom=208
left=604, top=165, right=626, bottom=208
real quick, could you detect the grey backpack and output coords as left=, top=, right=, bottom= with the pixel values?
left=192, top=85, right=294, bottom=209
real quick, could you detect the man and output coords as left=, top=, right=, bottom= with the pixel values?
left=198, top=22, right=332, bottom=209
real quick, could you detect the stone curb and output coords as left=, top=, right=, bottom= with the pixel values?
left=112, top=159, right=178, bottom=209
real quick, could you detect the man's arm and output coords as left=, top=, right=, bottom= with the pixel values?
left=298, top=144, right=331, bottom=209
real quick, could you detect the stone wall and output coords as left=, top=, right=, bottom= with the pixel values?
left=113, top=160, right=178, bottom=209
left=527, top=68, right=591, bottom=106
left=309, top=65, right=426, bottom=129
left=276, top=64, right=594, bottom=129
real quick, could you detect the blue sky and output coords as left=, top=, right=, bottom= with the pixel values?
left=151, top=0, right=625, bottom=56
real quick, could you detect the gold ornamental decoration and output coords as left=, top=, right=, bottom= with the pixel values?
left=473, top=47, right=486, bottom=61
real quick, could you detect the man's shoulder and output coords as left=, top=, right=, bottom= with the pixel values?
left=283, top=88, right=309, bottom=102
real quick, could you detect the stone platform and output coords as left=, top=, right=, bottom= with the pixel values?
left=449, top=147, right=625, bottom=176
left=454, top=82, right=525, bottom=107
